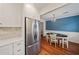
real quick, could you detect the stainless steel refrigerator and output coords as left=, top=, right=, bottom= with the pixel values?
left=25, top=17, right=41, bottom=55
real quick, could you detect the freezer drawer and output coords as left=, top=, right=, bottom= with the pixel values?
left=26, top=42, right=40, bottom=55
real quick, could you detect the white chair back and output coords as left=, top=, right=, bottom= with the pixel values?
left=50, top=34, right=56, bottom=41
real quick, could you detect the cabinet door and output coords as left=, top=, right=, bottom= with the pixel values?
left=0, top=44, right=13, bottom=55
left=14, top=40, right=24, bottom=55
left=0, top=4, right=23, bottom=27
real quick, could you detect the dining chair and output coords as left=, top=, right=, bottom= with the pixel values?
left=46, top=33, right=50, bottom=42
left=50, top=34, right=58, bottom=47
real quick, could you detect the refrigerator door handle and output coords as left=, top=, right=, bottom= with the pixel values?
left=37, top=21, right=39, bottom=41
left=32, top=20, right=39, bottom=43
left=32, top=21, right=35, bottom=43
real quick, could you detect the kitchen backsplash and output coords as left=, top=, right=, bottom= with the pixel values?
left=0, top=27, right=22, bottom=31
left=0, top=27, right=22, bottom=40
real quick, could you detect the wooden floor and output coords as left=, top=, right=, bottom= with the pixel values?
left=39, top=37, right=79, bottom=55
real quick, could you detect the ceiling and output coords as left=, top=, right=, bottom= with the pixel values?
left=33, top=3, right=50, bottom=12
left=33, top=3, right=65, bottom=14
left=25, top=3, right=66, bottom=14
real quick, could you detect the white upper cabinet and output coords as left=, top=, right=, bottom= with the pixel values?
left=0, top=4, right=23, bottom=27
left=42, top=4, right=79, bottom=20
left=51, top=4, right=79, bottom=19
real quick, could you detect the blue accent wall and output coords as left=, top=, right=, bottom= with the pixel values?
left=46, top=15, right=79, bottom=32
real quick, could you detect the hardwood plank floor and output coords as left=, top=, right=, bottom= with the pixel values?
left=39, top=37, right=79, bottom=55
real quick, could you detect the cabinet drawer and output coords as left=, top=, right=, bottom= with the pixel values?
left=13, top=40, right=24, bottom=55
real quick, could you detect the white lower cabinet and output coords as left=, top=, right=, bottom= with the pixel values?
left=0, top=40, right=24, bottom=55
left=0, top=44, right=13, bottom=55
left=13, top=40, right=24, bottom=55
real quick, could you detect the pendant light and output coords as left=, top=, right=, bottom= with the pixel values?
left=49, top=14, right=56, bottom=22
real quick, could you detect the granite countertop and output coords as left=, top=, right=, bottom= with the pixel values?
left=0, top=27, right=23, bottom=46
left=0, top=36, right=23, bottom=46
left=0, top=27, right=22, bottom=40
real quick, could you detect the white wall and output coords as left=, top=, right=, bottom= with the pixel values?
left=23, top=3, right=40, bottom=20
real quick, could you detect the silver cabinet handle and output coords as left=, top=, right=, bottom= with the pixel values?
left=17, top=49, right=21, bottom=52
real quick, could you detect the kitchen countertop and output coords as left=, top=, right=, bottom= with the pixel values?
left=0, top=27, right=23, bottom=46
left=0, top=36, right=23, bottom=47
